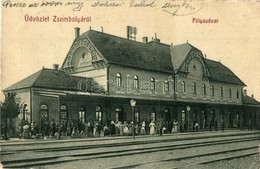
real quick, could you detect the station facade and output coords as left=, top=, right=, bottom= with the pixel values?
left=4, top=27, right=260, bottom=133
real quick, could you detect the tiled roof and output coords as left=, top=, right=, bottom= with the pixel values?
left=3, top=68, right=100, bottom=92
left=78, top=30, right=174, bottom=73
left=242, top=95, right=260, bottom=105
left=205, top=59, right=245, bottom=85
left=170, top=43, right=200, bottom=72
left=169, top=43, right=244, bottom=85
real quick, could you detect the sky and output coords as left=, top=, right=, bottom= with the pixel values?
left=1, top=0, right=260, bottom=101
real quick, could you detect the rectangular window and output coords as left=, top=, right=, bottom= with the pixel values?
left=203, top=84, right=206, bottom=95
left=211, top=86, right=214, bottom=96
left=135, top=112, right=139, bottom=124
left=165, top=80, right=169, bottom=92
left=236, top=90, right=239, bottom=98
left=182, top=81, right=186, bottom=93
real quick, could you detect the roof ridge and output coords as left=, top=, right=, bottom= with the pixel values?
left=30, top=68, right=46, bottom=87
left=83, top=29, right=169, bottom=47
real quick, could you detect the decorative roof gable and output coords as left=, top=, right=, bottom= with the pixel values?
left=62, top=30, right=174, bottom=73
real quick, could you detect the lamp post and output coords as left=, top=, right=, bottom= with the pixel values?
left=130, top=99, right=136, bottom=140
left=187, top=105, right=191, bottom=132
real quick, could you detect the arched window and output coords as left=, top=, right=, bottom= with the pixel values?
left=164, top=80, right=169, bottom=92
left=22, top=104, right=28, bottom=121
left=192, top=83, right=196, bottom=94
left=229, top=88, right=232, bottom=98
left=181, top=110, right=186, bottom=122
left=40, top=104, right=49, bottom=125
left=150, top=77, right=155, bottom=90
left=134, top=75, right=139, bottom=89
left=211, top=86, right=214, bottom=96
left=203, top=84, right=206, bottom=95
left=236, top=89, right=239, bottom=98
left=181, top=81, right=186, bottom=93
left=96, top=106, right=102, bottom=123
left=60, top=105, right=68, bottom=124
left=116, top=73, right=122, bottom=87
left=220, top=87, right=223, bottom=97
left=79, top=107, right=85, bottom=123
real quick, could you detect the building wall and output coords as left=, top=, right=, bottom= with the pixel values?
left=108, top=64, right=174, bottom=100
left=32, top=93, right=59, bottom=126
left=71, top=68, right=107, bottom=92
left=176, top=77, right=242, bottom=104
left=60, top=100, right=108, bottom=124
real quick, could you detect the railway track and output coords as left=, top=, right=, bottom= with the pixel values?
left=1, top=132, right=259, bottom=168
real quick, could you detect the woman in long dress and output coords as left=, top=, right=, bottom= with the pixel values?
left=149, top=120, right=155, bottom=135
left=123, top=121, right=129, bottom=135
left=172, top=120, right=178, bottom=134
left=140, top=121, right=146, bottom=135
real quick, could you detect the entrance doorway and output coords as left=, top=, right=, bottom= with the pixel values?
left=164, top=108, right=171, bottom=123
left=115, top=107, right=125, bottom=123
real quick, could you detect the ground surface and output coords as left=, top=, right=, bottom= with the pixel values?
left=1, top=130, right=259, bottom=169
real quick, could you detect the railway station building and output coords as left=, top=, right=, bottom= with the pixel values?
left=3, top=27, right=260, bottom=134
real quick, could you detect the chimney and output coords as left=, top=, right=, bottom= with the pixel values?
left=243, top=89, right=247, bottom=96
left=74, top=27, right=80, bottom=39
left=154, top=33, right=160, bottom=43
left=142, top=37, right=148, bottom=43
left=126, top=26, right=130, bottom=39
left=251, top=94, right=254, bottom=98
left=53, top=64, right=59, bottom=70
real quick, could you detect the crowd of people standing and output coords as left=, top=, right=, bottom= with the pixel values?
left=16, top=118, right=184, bottom=139
left=12, top=117, right=253, bottom=140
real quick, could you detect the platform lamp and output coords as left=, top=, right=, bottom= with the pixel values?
left=130, top=99, right=136, bottom=140
left=187, top=105, right=191, bottom=132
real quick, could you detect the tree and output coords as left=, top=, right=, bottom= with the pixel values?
left=0, top=92, right=21, bottom=139
left=1, top=92, right=21, bottom=119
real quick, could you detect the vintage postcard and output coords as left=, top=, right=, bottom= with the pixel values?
left=1, top=0, right=260, bottom=168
